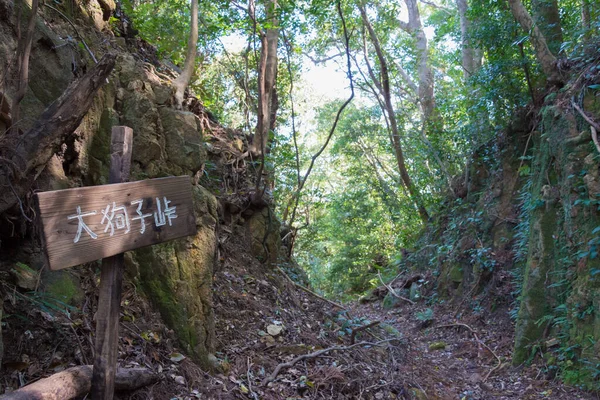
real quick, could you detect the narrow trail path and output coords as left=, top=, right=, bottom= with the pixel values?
left=354, top=301, right=596, bottom=400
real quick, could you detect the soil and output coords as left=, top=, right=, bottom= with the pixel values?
left=1, top=238, right=598, bottom=399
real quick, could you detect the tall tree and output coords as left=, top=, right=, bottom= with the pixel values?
left=531, top=0, right=562, bottom=54
left=392, top=0, right=455, bottom=194
left=396, top=0, right=434, bottom=122
left=250, top=0, right=279, bottom=158
left=172, top=0, right=198, bottom=109
left=456, top=0, right=481, bottom=80
left=507, top=0, right=561, bottom=83
left=359, top=3, right=429, bottom=222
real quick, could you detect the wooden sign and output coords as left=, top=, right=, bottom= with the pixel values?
left=35, top=175, right=197, bottom=270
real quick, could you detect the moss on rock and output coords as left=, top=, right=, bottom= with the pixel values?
left=135, top=185, right=217, bottom=368
left=246, top=208, right=281, bottom=265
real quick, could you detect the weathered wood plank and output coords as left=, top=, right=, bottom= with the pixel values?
left=35, top=175, right=196, bottom=271
left=91, top=126, right=132, bottom=400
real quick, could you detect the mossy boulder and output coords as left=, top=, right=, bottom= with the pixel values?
left=246, top=208, right=281, bottom=265
left=120, top=90, right=164, bottom=166
left=135, top=185, right=217, bottom=368
left=382, top=292, right=400, bottom=309
left=87, top=107, right=120, bottom=185
left=160, top=108, right=206, bottom=174
left=42, top=270, right=84, bottom=306
left=428, top=341, right=447, bottom=351
left=513, top=203, right=558, bottom=365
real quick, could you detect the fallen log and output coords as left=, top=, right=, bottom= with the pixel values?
left=0, top=365, right=158, bottom=400
left=0, top=52, right=116, bottom=215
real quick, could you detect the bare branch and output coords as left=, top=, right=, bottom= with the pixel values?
left=288, top=0, right=355, bottom=228
left=303, top=51, right=345, bottom=65
left=418, top=0, right=452, bottom=14
left=262, top=339, right=397, bottom=386
left=377, top=272, right=415, bottom=304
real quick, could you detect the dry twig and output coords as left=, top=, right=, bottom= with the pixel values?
left=434, top=323, right=502, bottom=382
left=350, top=321, right=380, bottom=344
left=572, top=100, right=600, bottom=154
left=377, top=272, right=415, bottom=305
left=276, top=266, right=345, bottom=310
left=262, top=339, right=397, bottom=386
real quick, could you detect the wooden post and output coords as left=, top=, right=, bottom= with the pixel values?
left=91, top=126, right=133, bottom=400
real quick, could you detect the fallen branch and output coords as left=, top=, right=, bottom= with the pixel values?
left=572, top=100, right=600, bottom=131
left=434, top=323, right=502, bottom=382
left=0, top=52, right=115, bottom=215
left=262, top=339, right=396, bottom=386
left=0, top=365, right=158, bottom=400
left=572, top=100, right=600, bottom=154
left=350, top=321, right=380, bottom=344
left=276, top=267, right=345, bottom=310
left=377, top=272, right=415, bottom=305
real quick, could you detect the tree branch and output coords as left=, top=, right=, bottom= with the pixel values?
left=377, top=271, right=415, bottom=304
left=262, top=339, right=396, bottom=386
left=288, top=0, right=355, bottom=228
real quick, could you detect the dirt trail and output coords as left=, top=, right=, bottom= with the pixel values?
left=354, top=301, right=596, bottom=400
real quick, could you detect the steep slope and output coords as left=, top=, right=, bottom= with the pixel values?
left=394, top=50, right=600, bottom=391
left=0, top=1, right=404, bottom=399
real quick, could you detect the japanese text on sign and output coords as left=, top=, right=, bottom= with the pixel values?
left=68, top=197, right=177, bottom=243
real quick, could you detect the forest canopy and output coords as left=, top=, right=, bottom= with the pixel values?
left=123, top=0, right=598, bottom=296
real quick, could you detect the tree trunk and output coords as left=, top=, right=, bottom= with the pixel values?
left=403, top=0, right=434, bottom=121
left=172, top=0, right=198, bottom=109
left=531, top=0, right=563, bottom=55
left=0, top=53, right=116, bottom=215
left=581, top=0, right=591, bottom=30
left=251, top=0, right=279, bottom=158
left=359, top=4, right=429, bottom=222
left=456, top=0, right=479, bottom=79
left=507, top=0, right=561, bottom=84
left=0, top=366, right=157, bottom=400
left=11, top=0, right=39, bottom=134
left=395, top=0, right=455, bottom=196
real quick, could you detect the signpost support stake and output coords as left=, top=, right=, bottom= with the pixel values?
left=91, top=126, right=133, bottom=400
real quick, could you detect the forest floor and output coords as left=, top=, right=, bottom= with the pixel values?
left=354, top=299, right=597, bottom=400
left=1, top=236, right=599, bottom=399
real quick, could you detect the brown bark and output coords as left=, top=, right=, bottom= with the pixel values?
left=531, top=0, right=562, bottom=55
left=172, top=0, right=198, bottom=109
left=581, top=0, right=591, bottom=30
left=0, top=366, right=158, bottom=400
left=11, top=0, right=39, bottom=134
left=507, top=0, right=561, bottom=83
left=251, top=0, right=279, bottom=158
left=0, top=53, right=116, bottom=215
left=359, top=4, right=429, bottom=222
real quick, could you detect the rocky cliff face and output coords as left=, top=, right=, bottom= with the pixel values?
left=408, top=68, right=600, bottom=388
left=0, top=0, right=284, bottom=370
